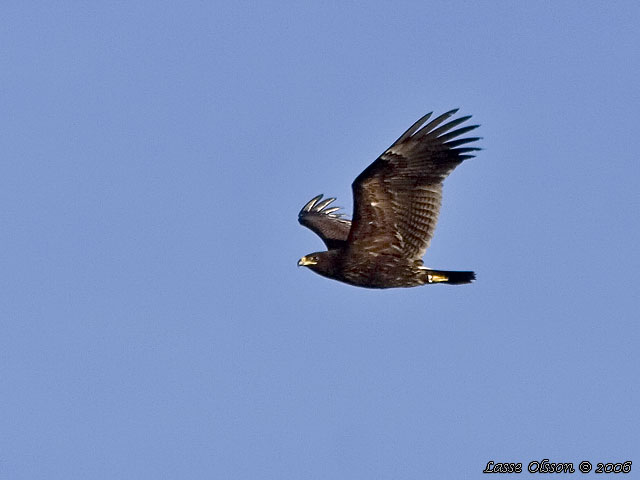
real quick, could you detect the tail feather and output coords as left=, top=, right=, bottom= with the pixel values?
left=424, top=269, right=475, bottom=285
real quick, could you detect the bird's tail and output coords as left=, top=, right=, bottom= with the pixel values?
left=422, top=269, right=476, bottom=285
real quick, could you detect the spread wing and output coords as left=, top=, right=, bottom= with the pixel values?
left=298, top=194, right=352, bottom=249
left=347, top=110, right=480, bottom=260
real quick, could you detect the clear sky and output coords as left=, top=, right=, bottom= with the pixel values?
left=1, top=1, right=638, bottom=479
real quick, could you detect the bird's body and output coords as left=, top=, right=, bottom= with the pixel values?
left=298, top=110, right=480, bottom=289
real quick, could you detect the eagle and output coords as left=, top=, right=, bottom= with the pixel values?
left=297, top=109, right=481, bottom=289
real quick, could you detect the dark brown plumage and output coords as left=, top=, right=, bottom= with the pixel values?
left=298, top=109, right=480, bottom=288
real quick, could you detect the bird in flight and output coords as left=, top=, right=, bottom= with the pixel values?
left=297, top=109, right=480, bottom=289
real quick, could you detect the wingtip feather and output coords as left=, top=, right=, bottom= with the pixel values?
left=314, top=197, right=336, bottom=211
left=395, top=112, right=434, bottom=144
left=302, top=194, right=323, bottom=212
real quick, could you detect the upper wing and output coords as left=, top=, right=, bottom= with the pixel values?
left=298, top=194, right=352, bottom=250
left=347, top=110, right=480, bottom=260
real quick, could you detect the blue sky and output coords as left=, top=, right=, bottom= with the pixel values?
left=1, top=1, right=638, bottom=479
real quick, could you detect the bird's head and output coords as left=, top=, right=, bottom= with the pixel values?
left=297, top=251, right=339, bottom=278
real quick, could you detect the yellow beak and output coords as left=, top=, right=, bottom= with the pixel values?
left=298, top=256, right=317, bottom=267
